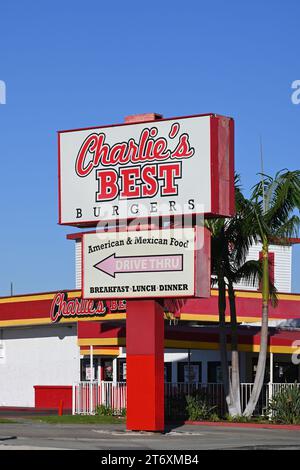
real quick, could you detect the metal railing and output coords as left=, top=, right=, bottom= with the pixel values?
left=165, top=382, right=227, bottom=418
left=72, top=381, right=126, bottom=415
left=239, top=383, right=269, bottom=416
left=72, top=381, right=300, bottom=416
left=268, top=382, right=300, bottom=402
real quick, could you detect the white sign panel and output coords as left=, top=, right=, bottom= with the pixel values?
left=58, top=114, right=234, bottom=225
left=82, top=228, right=210, bottom=299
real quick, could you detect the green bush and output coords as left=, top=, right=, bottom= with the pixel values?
left=185, top=395, right=217, bottom=421
left=96, top=405, right=126, bottom=417
left=268, top=385, right=300, bottom=425
left=96, top=405, right=114, bottom=416
left=210, top=412, right=221, bottom=422
left=225, top=414, right=251, bottom=423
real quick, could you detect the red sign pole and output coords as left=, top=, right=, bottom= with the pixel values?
left=126, top=299, right=165, bottom=431
left=124, top=113, right=165, bottom=432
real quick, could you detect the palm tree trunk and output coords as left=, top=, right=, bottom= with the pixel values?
left=243, top=241, right=269, bottom=417
left=228, top=281, right=242, bottom=415
left=218, top=274, right=238, bottom=416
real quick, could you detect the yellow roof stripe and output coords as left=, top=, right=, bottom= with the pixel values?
left=0, top=290, right=82, bottom=304
left=0, top=313, right=126, bottom=328
left=78, top=338, right=126, bottom=347
left=80, top=348, right=120, bottom=356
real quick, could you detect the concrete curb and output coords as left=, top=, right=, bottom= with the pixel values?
left=181, top=420, right=300, bottom=430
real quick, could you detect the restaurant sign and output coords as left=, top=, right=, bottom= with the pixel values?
left=50, top=292, right=126, bottom=323
left=58, top=114, right=234, bottom=226
left=82, top=227, right=210, bottom=300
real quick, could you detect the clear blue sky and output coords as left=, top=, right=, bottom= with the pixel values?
left=0, top=0, right=299, bottom=296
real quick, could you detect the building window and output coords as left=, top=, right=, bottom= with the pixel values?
left=177, top=362, right=202, bottom=383
left=251, top=358, right=300, bottom=383
left=274, top=362, right=299, bottom=383
left=117, top=359, right=127, bottom=382
left=164, top=363, right=172, bottom=382
left=101, top=359, right=113, bottom=381
left=80, top=357, right=99, bottom=381
left=251, top=358, right=270, bottom=383
left=207, top=362, right=232, bottom=383
left=117, top=361, right=172, bottom=382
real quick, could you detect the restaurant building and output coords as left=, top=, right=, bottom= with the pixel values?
left=0, top=233, right=299, bottom=412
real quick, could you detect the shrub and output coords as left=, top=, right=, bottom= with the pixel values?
left=225, top=414, right=251, bottom=423
left=268, top=384, right=300, bottom=425
left=210, top=412, right=221, bottom=422
left=96, top=405, right=114, bottom=416
left=185, top=395, right=217, bottom=421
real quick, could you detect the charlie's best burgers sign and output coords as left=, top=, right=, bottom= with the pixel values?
left=58, top=114, right=234, bottom=225
left=58, top=112, right=233, bottom=299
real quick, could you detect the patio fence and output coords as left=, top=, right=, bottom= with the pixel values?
left=72, top=381, right=300, bottom=417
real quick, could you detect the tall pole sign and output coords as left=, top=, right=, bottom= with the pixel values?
left=58, top=113, right=234, bottom=226
left=58, top=112, right=234, bottom=433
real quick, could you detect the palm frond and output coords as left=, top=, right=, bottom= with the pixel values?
left=264, top=170, right=300, bottom=230
left=233, top=260, right=261, bottom=286
left=272, top=215, right=300, bottom=241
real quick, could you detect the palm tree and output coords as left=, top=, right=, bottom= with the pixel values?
left=207, top=179, right=261, bottom=416
left=207, top=174, right=282, bottom=417
left=242, top=169, right=300, bottom=416
left=208, top=217, right=238, bottom=415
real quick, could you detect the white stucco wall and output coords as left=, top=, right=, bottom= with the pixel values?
left=0, top=324, right=80, bottom=407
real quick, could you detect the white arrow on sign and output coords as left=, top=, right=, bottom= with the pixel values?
left=94, top=253, right=183, bottom=278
